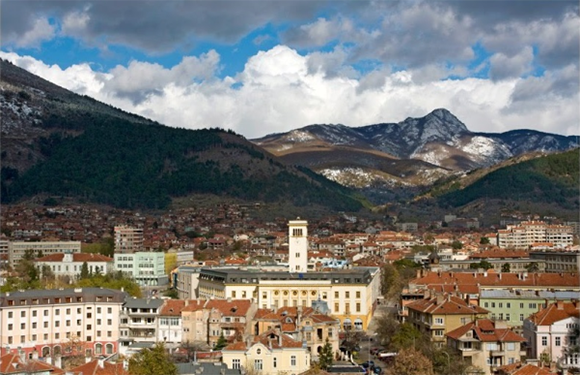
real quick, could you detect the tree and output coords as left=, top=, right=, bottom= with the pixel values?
left=451, top=240, right=463, bottom=250
left=469, top=260, right=492, bottom=270
left=129, top=343, right=177, bottom=375
left=389, top=347, right=434, bottom=375
left=391, top=323, right=423, bottom=351
left=213, top=333, right=228, bottom=351
left=318, top=339, right=334, bottom=370
left=479, top=237, right=490, bottom=245
left=80, top=262, right=90, bottom=279
left=501, top=263, right=510, bottom=273
left=525, top=262, right=540, bottom=273
left=381, top=263, right=402, bottom=300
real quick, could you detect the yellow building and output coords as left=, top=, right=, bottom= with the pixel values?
left=198, top=267, right=381, bottom=331
left=222, top=330, right=310, bottom=375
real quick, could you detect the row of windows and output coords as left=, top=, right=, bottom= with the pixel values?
left=6, top=330, right=112, bottom=344
left=232, top=355, right=299, bottom=370
left=7, top=307, right=113, bottom=319
left=483, top=302, right=542, bottom=309
left=333, top=302, right=362, bottom=313
left=8, top=319, right=113, bottom=330
left=6, top=296, right=115, bottom=306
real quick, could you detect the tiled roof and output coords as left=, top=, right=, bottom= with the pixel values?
left=0, top=353, right=65, bottom=374
left=496, top=362, right=555, bottom=375
left=528, top=301, right=580, bottom=326
left=160, top=299, right=186, bottom=316
left=406, top=294, right=489, bottom=315
left=412, top=271, right=580, bottom=289
left=181, top=300, right=207, bottom=312
left=446, top=319, right=526, bottom=343
left=35, top=253, right=113, bottom=262
left=206, top=299, right=252, bottom=317
left=469, top=249, right=529, bottom=259
left=68, top=359, right=128, bottom=375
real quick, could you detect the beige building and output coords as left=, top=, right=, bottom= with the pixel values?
left=498, top=221, right=573, bottom=249
left=34, top=252, right=114, bottom=278
left=222, top=330, right=310, bottom=375
left=114, top=226, right=143, bottom=253
left=197, top=267, right=381, bottom=331
left=446, top=319, right=526, bottom=375
left=405, top=294, right=489, bottom=347
left=8, top=241, right=81, bottom=267
left=0, top=288, right=125, bottom=359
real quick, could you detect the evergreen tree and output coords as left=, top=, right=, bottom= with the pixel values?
left=318, top=339, right=334, bottom=370
left=214, top=333, right=228, bottom=351
left=80, top=262, right=90, bottom=279
left=128, top=343, right=177, bottom=375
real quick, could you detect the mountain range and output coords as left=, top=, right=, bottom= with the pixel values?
left=252, top=109, right=578, bottom=201
left=1, top=58, right=578, bottom=220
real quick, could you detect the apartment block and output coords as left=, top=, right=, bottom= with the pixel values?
left=8, top=241, right=81, bottom=267
left=114, top=226, right=143, bottom=254
left=498, top=221, right=573, bottom=249
left=113, top=252, right=166, bottom=286
left=0, top=288, right=125, bottom=359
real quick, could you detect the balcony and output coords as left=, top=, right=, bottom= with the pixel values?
left=490, top=350, right=505, bottom=357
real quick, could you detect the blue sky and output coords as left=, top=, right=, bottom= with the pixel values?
left=1, top=0, right=578, bottom=138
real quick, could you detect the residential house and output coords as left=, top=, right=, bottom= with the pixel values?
left=66, top=358, right=128, bottom=375
left=157, top=299, right=186, bottom=347
left=205, top=299, right=256, bottom=349
left=118, top=298, right=165, bottom=356
left=405, top=294, right=489, bottom=347
left=253, top=305, right=340, bottom=360
left=222, top=330, right=310, bottom=375
left=523, top=300, right=580, bottom=371
left=496, top=362, right=556, bottom=375
left=446, top=319, right=526, bottom=375
left=34, top=253, right=114, bottom=278
left=0, top=352, right=64, bottom=375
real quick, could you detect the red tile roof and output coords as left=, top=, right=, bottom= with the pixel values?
left=496, top=362, right=555, bottom=375
left=205, top=299, right=253, bottom=317
left=68, top=359, right=128, bottom=375
left=35, top=253, right=113, bottom=262
left=223, top=330, right=304, bottom=351
left=406, top=294, right=489, bottom=315
left=528, top=300, right=580, bottom=326
left=160, top=299, right=186, bottom=316
left=0, top=353, right=65, bottom=374
left=446, top=319, right=526, bottom=343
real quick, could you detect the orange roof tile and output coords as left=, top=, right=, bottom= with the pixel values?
left=35, top=253, right=113, bottom=262
left=406, top=295, right=489, bottom=315
left=496, top=362, right=555, bottom=375
left=160, top=299, right=186, bottom=316
left=68, top=359, right=128, bottom=375
left=528, top=301, right=580, bottom=326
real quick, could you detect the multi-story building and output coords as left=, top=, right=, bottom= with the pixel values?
left=288, top=219, right=308, bottom=273
left=498, top=221, right=574, bottom=249
left=0, top=288, right=125, bottom=359
left=530, top=251, right=580, bottom=273
left=446, top=319, right=526, bottom=375
left=114, top=226, right=143, bottom=254
left=34, top=252, right=114, bottom=278
left=206, top=299, right=256, bottom=348
left=254, top=304, right=340, bottom=360
left=405, top=294, right=489, bottom=347
left=174, top=265, right=202, bottom=300
left=8, top=241, right=81, bottom=268
left=479, top=290, right=579, bottom=328
left=523, top=300, right=580, bottom=370
left=222, top=330, right=310, bottom=374
left=118, top=297, right=164, bottom=355
left=157, top=300, right=185, bottom=348
left=197, top=267, right=381, bottom=331
left=113, top=252, right=166, bottom=286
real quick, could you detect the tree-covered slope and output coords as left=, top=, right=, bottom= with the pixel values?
left=438, top=148, right=579, bottom=209
left=0, top=59, right=363, bottom=212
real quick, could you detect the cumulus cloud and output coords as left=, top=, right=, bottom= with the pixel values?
left=10, top=17, right=56, bottom=48
left=1, top=47, right=577, bottom=139
left=489, top=47, right=534, bottom=81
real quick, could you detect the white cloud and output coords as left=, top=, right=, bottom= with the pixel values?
left=1, top=47, right=577, bottom=140
left=14, top=17, right=55, bottom=48
left=489, top=47, right=534, bottom=81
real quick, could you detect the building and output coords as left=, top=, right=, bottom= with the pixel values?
left=405, top=294, right=489, bottom=347
left=205, top=299, right=257, bottom=348
left=0, top=288, right=125, bottom=359
left=523, top=300, right=580, bottom=370
left=34, top=253, right=114, bottom=278
left=118, top=297, right=165, bottom=356
left=222, top=330, right=310, bottom=374
left=530, top=251, right=580, bottom=273
left=197, top=267, right=381, bottom=331
left=114, top=226, right=143, bottom=254
left=446, top=319, right=526, bottom=375
left=157, top=299, right=186, bottom=347
left=8, top=241, right=81, bottom=268
left=288, top=219, right=308, bottom=273
left=174, top=265, right=202, bottom=300
left=113, top=252, right=166, bottom=286
left=253, top=304, right=340, bottom=360
left=498, top=221, right=574, bottom=249
left=0, top=352, right=65, bottom=375
left=479, top=290, right=579, bottom=328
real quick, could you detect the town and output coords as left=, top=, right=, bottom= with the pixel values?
left=0, top=203, right=579, bottom=375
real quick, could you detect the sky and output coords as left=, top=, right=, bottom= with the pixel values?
left=1, top=0, right=578, bottom=139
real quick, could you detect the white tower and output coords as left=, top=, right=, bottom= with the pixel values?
left=288, top=218, right=308, bottom=273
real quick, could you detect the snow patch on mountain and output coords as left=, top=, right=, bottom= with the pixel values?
left=411, top=148, right=450, bottom=166
left=460, top=136, right=513, bottom=164
left=285, top=130, right=316, bottom=142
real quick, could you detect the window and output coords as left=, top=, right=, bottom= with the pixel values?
left=7, top=311, right=13, bottom=319
left=491, top=302, right=495, bottom=308
left=107, top=319, right=112, bottom=325
left=507, top=343, right=515, bottom=351
left=55, top=309, right=60, bottom=316
left=7, top=337, right=12, bottom=344
left=44, top=334, right=48, bottom=340
left=499, top=303, right=503, bottom=308
left=254, top=359, right=263, bottom=371
left=107, top=308, right=112, bottom=314
left=97, top=331, right=101, bottom=337
left=291, top=355, right=297, bottom=366
left=97, top=319, right=102, bottom=325
left=434, top=330, right=444, bottom=337
left=345, top=291, right=350, bottom=298
left=7, top=324, right=12, bottom=331
left=506, top=303, right=511, bottom=308
left=66, top=320, right=71, bottom=327
left=20, top=336, right=25, bottom=344
left=435, top=318, right=444, bottom=325
left=520, top=314, right=524, bottom=322
left=345, top=303, right=350, bottom=313
left=97, top=307, right=102, bottom=314
left=66, top=308, right=71, bottom=315
left=32, top=310, right=37, bottom=317
left=335, top=291, right=339, bottom=298
left=295, top=252, right=300, bottom=258
left=556, top=337, right=561, bottom=346
left=232, top=359, right=241, bottom=369
left=21, top=311, right=26, bottom=318
left=55, top=321, right=60, bottom=327
left=44, top=310, right=49, bottom=316
left=334, top=303, right=339, bottom=312
left=32, top=322, right=37, bottom=329
left=20, top=323, right=25, bottom=329
left=356, top=291, right=361, bottom=298
left=542, top=336, right=547, bottom=346
left=506, top=314, right=511, bottom=321
left=273, top=357, right=277, bottom=368
left=484, top=302, right=489, bottom=308
left=95, top=344, right=102, bottom=355
left=356, top=303, right=361, bottom=312
left=107, top=331, right=112, bottom=337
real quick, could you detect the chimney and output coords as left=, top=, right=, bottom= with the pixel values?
left=436, top=294, right=444, bottom=305
left=54, top=355, right=62, bottom=369
left=556, top=300, right=564, bottom=310
left=98, top=356, right=105, bottom=368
